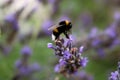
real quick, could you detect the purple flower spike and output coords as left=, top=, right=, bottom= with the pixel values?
left=80, top=57, right=88, bottom=67
left=48, top=35, right=89, bottom=75
left=64, top=51, right=71, bottom=60
left=5, top=13, right=15, bottom=22
left=31, top=63, right=40, bottom=72
left=47, top=43, right=54, bottom=49
left=59, top=59, right=67, bottom=66
left=54, top=64, right=60, bottom=73
left=5, top=13, right=19, bottom=31
left=105, top=26, right=116, bottom=38
left=66, top=40, right=72, bottom=49
left=73, top=71, right=94, bottom=80
left=21, top=46, right=32, bottom=56
left=109, top=71, right=118, bottom=80
left=13, top=46, right=40, bottom=80
left=69, top=35, right=76, bottom=41
left=15, top=60, right=22, bottom=69
left=19, top=66, right=31, bottom=76
left=79, top=46, right=84, bottom=53
left=96, top=48, right=105, bottom=57
left=108, top=61, right=120, bottom=80
left=113, top=11, right=120, bottom=21
left=118, top=62, right=120, bottom=74
left=80, top=12, right=93, bottom=27
left=110, top=39, right=120, bottom=49
left=89, top=27, right=98, bottom=38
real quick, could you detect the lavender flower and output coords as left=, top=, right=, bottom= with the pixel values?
left=1, top=45, right=12, bottom=55
left=79, top=11, right=93, bottom=31
left=30, top=63, right=41, bottom=73
left=79, top=46, right=84, bottom=53
left=109, top=71, right=119, bottom=80
left=113, top=11, right=120, bottom=22
left=47, top=43, right=54, bottom=48
left=3, top=13, right=19, bottom=45
left=48, top=37, right=88, bottom=76
left=88, top=27, right=98, bottom=38
left=4, top=6, right=24, bottom=31
left=69, top=34, right=77, bottom=41
left=105, top=24, right=117, bottom=39
left=72, top=10, right=120, bottom=58
left=71, top=71, right=94, bottom=80
left=15, top=60, right=22, bottom=69
left=19, top=66, right=31, bottom=76
left=2, top=7, right=25, bottom=45
left=21, top=46, right=32, bottom=56
left=4, top=13, right=19, bottom=31
left=13, top=46, right=40, bottom=80
left=80, top=57, right=88, bottom=67
left=109, top=62, right=120, bottom=80
left=91, top=37, right=101, bottom=47
left=54, top=64, right=60, bottom=73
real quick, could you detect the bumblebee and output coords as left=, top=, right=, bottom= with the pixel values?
left=48, top=20, right=72, bottom=40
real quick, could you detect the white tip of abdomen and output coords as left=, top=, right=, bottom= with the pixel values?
left=52, top=34, right=55, bottom=41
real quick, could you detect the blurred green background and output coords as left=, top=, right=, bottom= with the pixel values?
left=0, top=0, right=120, bottom=80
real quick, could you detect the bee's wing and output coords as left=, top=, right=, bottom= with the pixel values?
left=48, top=24, right=61, bottom=31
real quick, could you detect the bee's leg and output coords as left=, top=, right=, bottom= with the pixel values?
left=64, top=32, right=69, bottom=39
left=55, top=35, right=60, bottom=40
left=54, top=35, right=60, bottom=42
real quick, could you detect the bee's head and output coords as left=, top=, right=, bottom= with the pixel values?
left=59, top=20, right=72, bottom=29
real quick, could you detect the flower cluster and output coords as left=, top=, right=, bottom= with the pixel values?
left=13, top=46, right=40, bottom=80
left=75, top=13, right=120, bottom=58
left=0, top=7, right=25, bottom=55
left=71, top=71, right=94, bottom=80
left=109, top=62, right=120, bottom=80
left=48, top=38, right=88, bottom=75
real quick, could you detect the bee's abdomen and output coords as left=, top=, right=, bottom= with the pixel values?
left=52, top=26, right=65, bottom=40
left=52, top=31, right=60, bottom=40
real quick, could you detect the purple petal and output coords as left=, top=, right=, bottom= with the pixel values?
left=79, top=46, right=84, bottom=53
left=19, top=66, right=31, bottom=76
left=80, top=57, right=88, bottom=67
left=64, top=50, right=71, bottom=59
left=105, top=26, right=116, bottom=38
left=21, top=46, right=32, bottom=56
left=96, top=48, right=105, bottom=57
left=15, top=60, right=22, bottom=68
left=80, top=12, right=93, bottom=27
left=31, top=63, right=40, bottom=72
left=109, top=71, right=118, bottom=80
left=4, top=13, right=19, bottom=31
left=47, top=43, right=54, bottom=49
left=91, top=38, right=101, bottom=47
left=113, top=11, right=120, bottom=21
left=54, top=64, right=60, bottom=73
left=89, top=27, right=98, bottom=38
